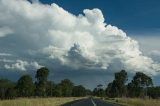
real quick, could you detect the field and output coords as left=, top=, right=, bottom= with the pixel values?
left=0, top=97, right=83, bottom=106
left=105, top=97, right=160, bottom=106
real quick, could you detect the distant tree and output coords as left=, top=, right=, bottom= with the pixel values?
left=127, top=82, right=135, bottom=97
left=16, top=75, right=34, bottom=97
left=35, top=67, right=49, bottom=82
left=46, top=81, right=55, bottom=96
left=59, top=79, right=74, bottom=97
left=93, top=87, right=97, bottom=96
left=35, top=67, right=49, bottom=97
left=52, top=84, right=63, bottom=97
left=115, top=70, right=128, bottom=97
left=148, top=86, right=160, bottom=99
left=106, top=80, right=119, bottom=97
left=5, top=88, right=17, bottom=99
left=0, top=79, right=16, bottom=99
left=105, top=82, right=112, bottom=97
left=106, top=70, right=128, bottom=97
left=85, top=89, right=92, bottom=96
left=1, top=66, right=97, bottom=99
left=133, top=72, right=153, bottom=88
left=127, top=72, right=153, bottom=97
left=93, top=84, right=105, bottom=97
left=72, top=85, right=86, bottom=97
left=97, top=84, right=103, bottom=89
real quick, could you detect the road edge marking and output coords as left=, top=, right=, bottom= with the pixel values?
left=91, top=98, right=97, bottom=106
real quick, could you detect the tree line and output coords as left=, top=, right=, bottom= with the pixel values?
left=0, top=67, right=160, bottom=99
left=0, top=67, right=91, bottom=99
left=93, top=70, right=160, bottom=99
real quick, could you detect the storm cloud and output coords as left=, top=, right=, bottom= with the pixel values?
left=0, top=0, right=160, bottom=88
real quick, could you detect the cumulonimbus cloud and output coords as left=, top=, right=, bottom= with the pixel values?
left=0, top=0, right=159, bottom=75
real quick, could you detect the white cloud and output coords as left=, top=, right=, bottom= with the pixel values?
left=0, top=27, right=13, bottom=37
left=0, top=0, right=159, bottom=75
left=149, top=50, right=160, bottom=63
left=0, top=53, right=12, bottom=56
left=83, top=8, right=105, bottom=25
left=5, top=60, right=43, bottom=71
left=0, top=58, right=14, bottom=63
left=31, top=61, right=43, bottom=69
left=150, top=50, right=160, bottom=56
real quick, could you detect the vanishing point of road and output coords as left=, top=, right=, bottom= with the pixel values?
left=62, top=98, right=120, bottom=106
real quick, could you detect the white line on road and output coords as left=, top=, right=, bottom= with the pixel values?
left=91, top=98, right=97, bottom=106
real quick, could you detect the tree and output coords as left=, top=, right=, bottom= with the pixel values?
left=115, top=70, right=128, bottom=97
left=35, top=67, right=49, bottom=97
left=16, top=75, right=34, bottom=97
left=106, top=80, right=119, bottom=97
left=85, top=89, right=92, bottom=96
left=93, top=84, right=105, bottom=97
left=0, top=79, right=16, bottom=99
left=52, top=84, right=63, bottom=97
left=72, top=85, right=86, bottom=97
left=5, top=88, right=17, bottom=99
left=133, top=72, right=153, bottom=88
left=127, top=82, right=135, bottom=97
left=46, top=81, right=55, bottom=96
left=105, top=82, right=112, bottom=97
left=127, top=72, right=153, bottom=97
left=106, top=70, right=128, bottom=97
left=59, top=79, right=74, bottom=97
left=148, top=86, right=160, bottom=99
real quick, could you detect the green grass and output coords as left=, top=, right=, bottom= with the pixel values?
left=0, top=97, right=83, bottom=106
left=105, top=97, right=160, bottom=106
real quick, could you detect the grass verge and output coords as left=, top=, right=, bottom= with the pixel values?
left=0, top=97, right=83, bottom=106
left=104, top=97, right=160, bottom=106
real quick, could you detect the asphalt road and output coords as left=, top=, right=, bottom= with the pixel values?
left=61, top=98, right=120, bottom=106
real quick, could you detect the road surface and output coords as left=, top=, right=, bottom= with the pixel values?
left=61, top=98, right=120, bottom=106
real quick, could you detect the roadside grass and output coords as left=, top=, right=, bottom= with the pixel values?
left=0, top=97, right=83, bottom=106
left=104, top=97, right=160, bottom=106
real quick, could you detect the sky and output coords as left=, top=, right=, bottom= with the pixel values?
left=38, top=0, right=160, bottom=32
left=0, top=0, right=160, bottom=89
